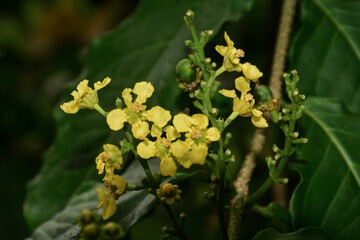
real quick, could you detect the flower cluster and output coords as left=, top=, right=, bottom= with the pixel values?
left=216, top=32, right=268, bottom=128
left=136, top=112, right=220, bottom=177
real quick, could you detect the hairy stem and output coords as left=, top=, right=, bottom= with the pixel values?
left=269, top=0, right=297, bottom=99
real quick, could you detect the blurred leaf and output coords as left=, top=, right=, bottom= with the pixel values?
left=251, top=227, right=331, bottom=240
left=290, top=97, right=360, bottom=240
left=290, top=0, right=360, bottom=113
left=25, top=0, right=254, bottom=231
left=28, top=160, right=157, bottom=240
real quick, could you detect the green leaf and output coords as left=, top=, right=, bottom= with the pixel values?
left=290, top=97, right=360, bottom=240
left=25, top=0, right=254, bottom=231
left=290, top=0, right=360, bottom=113
left=28, top=160, right=158, bottom=240
left=251, top=227, right=331, bottom=240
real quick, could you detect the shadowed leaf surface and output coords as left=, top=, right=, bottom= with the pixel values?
left=290, top=0, right=360, bottom=113
left=291, top=97, right=360, bottom=240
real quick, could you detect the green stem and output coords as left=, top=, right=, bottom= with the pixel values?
left=247, top=102, right=298, bottom=206
left=189, top=24, right=205, bottom=61
left=161, top=203, right=189, bottom=240
left=94, top=103, right=107, bottom=117
left=217, top=158, right=228, bottom=240
left=215, top=66, right=226, bottom=77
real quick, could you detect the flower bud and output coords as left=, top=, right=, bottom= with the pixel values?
left=176, top=59, right=197, bottom=83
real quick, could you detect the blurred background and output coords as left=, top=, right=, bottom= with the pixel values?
left=0, top=0, right=283, bottom=239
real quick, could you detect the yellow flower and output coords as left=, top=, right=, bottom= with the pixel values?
left=95, top=144, right=123, bottom=175
left=60, top=77, right=110, bottom=114
left=215, top=32, right=243, bottom=72
left=137, top=125, right=179, bottom=177
left=219, top=77, right=268, bottom=128
left=97, top=175, right=127, bottom=220
left=106, top=81, right=154, bottom=131
left=156, top=183, right=181, bottom=205
left=172, top=114, right=220, bottom=167
left=242, top=62, right=263, bottom=82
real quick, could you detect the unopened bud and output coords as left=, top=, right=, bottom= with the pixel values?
left=211, top=62, right=217, bottom=67
left=226, top=132, right=232, bottom=139
left=302, top=138, right=308, bottom=143
left=293, top=132, right=299, bottom=137
left=293, top=90, right=299, bottom=96
left=300, top=94, right=306, bottom=100
left=225, top=149, right=231, bottom=155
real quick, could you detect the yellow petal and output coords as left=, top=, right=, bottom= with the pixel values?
left=192, top=114, right=209, bottom=129
left=150, top=124, right=162, bottom=138
left=176, top=153, right=193, bottom=168
left=97, top=188, right=110, bottom=207
left=122, top=88, right=133, bottom=107
left=242, top=62, right=263, bottom=82
left=188, top=143, right=208, bottom=165
left=206, top=127, right=220, bottom=142
left=137, top=140, right=156, bottom=159
left=132, top=121, right=150, bottom=140
left=173, top=113, right=194, bottom=132
left=170, top=140, right=190, bottom=158
left=164, top=125, right=180, bottom=140
left=60, top=101, right=79, bottom=114
left=251, top=109, right=269, bottom=128
left=219, top=89, right=237, bottom=98
left=215, top=45, right=227, bottom=56
left=133, top=81, right=154, bottom=104
left=235, top=76, right=250, bottom=95
left=106, top=109, right=127, bottom=131
left=146, top=106, right=171, bottom=128
left=224, top=31, right=234, bottom=47
left=160, top=155, right=177, bottom=177
left=94, top=77, right=111, bottom=90
left=112, top=175, right=127, bottom=196
left=233, top=97, right=252, bottom=117
left=102, top=196, right=116, bottom=220
left=76, top=80, right=91, bottom=96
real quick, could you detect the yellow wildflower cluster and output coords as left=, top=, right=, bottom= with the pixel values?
left=60, top=77, right=111, bottom=114
left=216, top=32, right=268, bottom=128
left=95, top=144, right=127, bottom=220
left=136, top=112, right=220, bottom=177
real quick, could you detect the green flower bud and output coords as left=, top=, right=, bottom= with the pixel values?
left=82, top=223, right=99, bottom=238
left=101, top=222, right=125, bottom=239
left=256, top=85, right=273, bottom=103
left=76, top=209, right=99, bottom=227
left=176, top=59, right=196, bottom=83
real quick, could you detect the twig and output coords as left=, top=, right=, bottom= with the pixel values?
left=228, top=1, right=297, bottom=239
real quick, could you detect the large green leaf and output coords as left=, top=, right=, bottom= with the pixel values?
left=251, top=227, right=331, bottom=240
left=290, top=0, right=360, bottom=113
left=290, top=97, right=360, bottom=240
left=25, top=0, right=254, bottom=231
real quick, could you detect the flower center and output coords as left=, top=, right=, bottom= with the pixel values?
left=244, top=93, right=253, bottom=101
left=100, top=152, right=112, bottom=162
left=236, top=49, right=245, bottom=58
left=191, top=129, right=201, bottom=139
left=132, top=104, right=142, bottom=113
left=162, top=183, right=176, bottom=198
left=162, top=139, right=171, bottom=148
